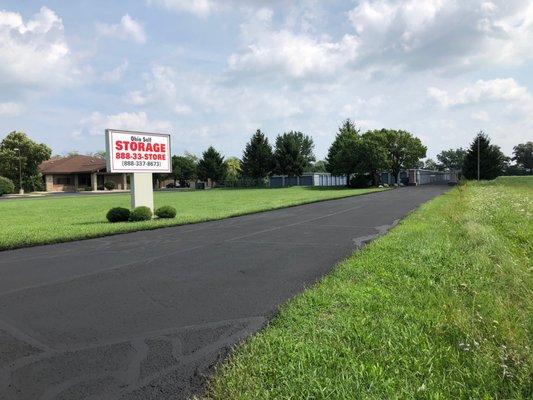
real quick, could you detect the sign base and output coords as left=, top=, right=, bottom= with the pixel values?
left=130, top=173, right=154, bottom=211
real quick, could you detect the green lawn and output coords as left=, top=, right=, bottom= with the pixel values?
left=0, top=186, right=383, bottom=250
left=208, top=176, right=532, bottom=399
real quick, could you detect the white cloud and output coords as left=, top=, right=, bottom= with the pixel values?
left=346, top=0, right=533, bottom=73
left=0, top=7, right=76, bottom=87
left=428, top=78, right=531, bottom=107
left=0, top=102, right=24, bottom=116
left=147, top=0, right=215, bottom=17
left=102, top=60, right=129, bottom=83
left=97, top=14, right=146, bottom=43
left=471, top=110, right=490, bottom=121
left=125, top=64, right=196, bottom=115
left=80, top=111, right=171, bottom=136
left=174, top=103, right=192, bottom=115
left=127, top=90, right=148, bottom=105
left=228, top=8, right=359, bottom=79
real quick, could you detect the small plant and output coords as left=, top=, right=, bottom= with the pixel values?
left=0, top=176, right=14, bottom=196
left=155, top=205, right=177, bottom=218
left=104, top=181, right=116, bottom=190
left=129, top=206, right=153, bottom=222
left=106, top=207, right=130, bottom=223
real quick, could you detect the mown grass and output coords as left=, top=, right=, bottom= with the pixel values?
left=0, top=186, right=383, bottom=250
left=208, top=176, right=532, bottom=399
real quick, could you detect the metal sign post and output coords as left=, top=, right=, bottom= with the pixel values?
left=105, top=129, right=171, bottom=211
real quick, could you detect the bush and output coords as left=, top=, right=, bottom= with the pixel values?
left=97, top=185, right=105, bottom=191
left=129, top=206, right=153, bottom=222
left=155, top=205, right=177, bottom=219
left=0, top=176, right=15, bottom=196
left=350, top=174, right=371, bottom=188
left=106, top=207, right=130, bottom=223
left=104, top=181, right=116, bottom=190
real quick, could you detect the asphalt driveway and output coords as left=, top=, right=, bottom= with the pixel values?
left=0, top=186, right=448, bottom=400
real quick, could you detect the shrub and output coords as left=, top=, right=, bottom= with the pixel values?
left=350, top=175, right=371, bottom=188
left=0, top=176, right=15, bottom=196
left=106, top=207, right=130, bottom=223
left=104, top=181, right=116, bottom=190
left=129, top=206, right=152, bottom=222
left=155, top=205, right=177, bottom=219
left=97, top=185, right=105, bottom=191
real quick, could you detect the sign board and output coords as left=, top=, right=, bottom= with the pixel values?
left=105, top=129, right=171, bottom=173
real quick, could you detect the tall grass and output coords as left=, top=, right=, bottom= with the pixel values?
left=209, top=177, right=532, bottom=399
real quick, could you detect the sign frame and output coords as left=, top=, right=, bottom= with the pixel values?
left=105, top=129, right=172, bottom=174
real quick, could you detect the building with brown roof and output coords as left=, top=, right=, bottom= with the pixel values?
left=38, top=155, right=128, bottom=192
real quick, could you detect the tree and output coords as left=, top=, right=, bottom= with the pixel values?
left=423, top=158, right=440, bottom=170
left=197, top=146, right=227, bottom=184
left=358, top=131, right=389, bottom=185
left=87, top=150, right=107, bottom=159
left=241, top=129, right=274, bottom=182
left=512, top=142, right=532, bottom=173
left=274, top=131, right=315, bottom=176
left=375, top=129, right=426, bottom=183
left=310, top=160, right=327, bottom=173
left=0, top=131, right=51, bottom=191
left=171, top=153, right=198, bottom=186
left=326, top=120, right=360, bottom=185
left=436, top=148, right=467, bottom=171
left=462, top=132, right=507, bottom=180
left=225, top=156, right=242, bottom=182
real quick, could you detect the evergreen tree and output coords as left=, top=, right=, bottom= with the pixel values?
left=197, top=146, right=227, bottom=184
left=326, top=119, right=360, bottom=185
left=462, top=132, right=507, bottom=180
left=241, top=130, right=274, bottom=182
left=274, top=131, right=315, bottom=176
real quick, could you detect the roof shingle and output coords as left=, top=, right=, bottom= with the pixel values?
left=39, top=155, right=107, bottom=174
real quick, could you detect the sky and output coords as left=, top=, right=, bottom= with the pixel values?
left=0, top=0, right=532, bottom=160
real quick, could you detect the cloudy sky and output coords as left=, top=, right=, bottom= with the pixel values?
left=1, top=0, right=532, bottom=160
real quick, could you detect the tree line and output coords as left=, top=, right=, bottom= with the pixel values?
left=424, top=133, right=531, bottom=180
left=0, top=125, right=531, bottom=193
left=167, top=120, right=429, bottom=187
left=166, top=122, right=532, bottom=187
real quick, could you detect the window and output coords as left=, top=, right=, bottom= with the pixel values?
left=54, top=176, right=72, bottom=185
left=78, top=174, right=91, bottom=187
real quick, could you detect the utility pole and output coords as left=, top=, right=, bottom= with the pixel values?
left=477, top=134, right=480, bottom=181
left=14, top=148, right=23, bottom=194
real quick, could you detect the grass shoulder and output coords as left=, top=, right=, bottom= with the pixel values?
left=208, top=177, right=532, bottom=399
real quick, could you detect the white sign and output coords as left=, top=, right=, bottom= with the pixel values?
left=105, top=129, right=171, bottom=173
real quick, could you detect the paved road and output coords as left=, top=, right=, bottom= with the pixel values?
left=0, top=186, right=447, bottom=400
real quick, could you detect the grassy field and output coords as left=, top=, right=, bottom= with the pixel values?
left=0, top=186, right=383, bottom=250
left=208, top=177, right=532, bottom=399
